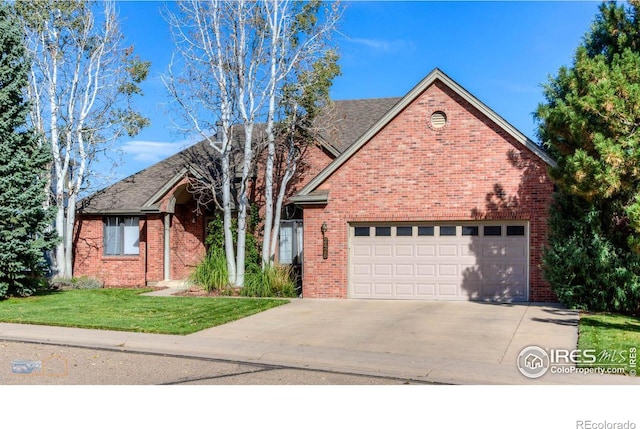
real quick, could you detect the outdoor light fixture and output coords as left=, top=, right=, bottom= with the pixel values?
left=321, top=222, right=328, bottom=259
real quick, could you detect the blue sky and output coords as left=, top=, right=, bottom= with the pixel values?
left=107, top=1, right=602, bottom=182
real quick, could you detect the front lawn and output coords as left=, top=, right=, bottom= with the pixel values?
left=0, top=289, right=289, bottom=335
left=578, top=312, right=640, bottom=376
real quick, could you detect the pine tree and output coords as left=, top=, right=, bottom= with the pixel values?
left=0, top=2, right=56, bottom=298
left=536, top=1, right=640, bottom=313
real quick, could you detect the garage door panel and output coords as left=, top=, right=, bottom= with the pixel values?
left=460, top=245, right=476, bottom=257
left=506, top=244, right=526, bottom=258
left=504, top=284, right=526, bottom=299
left=353, top=245, right=371, bottom=257
left=417, top=245, right=436, bottom=256
left=373, top=283, right=393, bottom=296
left=482, top=284, right=502, bottom=299
left=374, top=264, right=393, bottom=276
left=505, top=263, right=526, bottom=277
left=482, top=243, right=505, bottom=257
left=438, top=283, right=458, bottom=296
left=395, top=245, right=414, bottom=257
left=438, top=264, right=458, bottom=277
left=438, top=245, right=458, bottom=257
left=482, top=264, right=504, bottom=282
left=395, top=283, right=414, bottom=296
left=417, top=283, right=436, bottom=296
left=353, top=282, right=372, bottom=295
left=417, top=264, right=436, bottom=276
left=395, top=264, right=414, bottom=276
left=374, top=245, right=392, bottom=257
left=352, top=264, right=371, bottom=276
left=350, top=222, right=528, bottom=301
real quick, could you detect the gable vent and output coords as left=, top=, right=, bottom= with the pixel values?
left=430, top=111, right=447, bottom=129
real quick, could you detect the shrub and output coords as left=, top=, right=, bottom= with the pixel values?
left=0, top=274, right=50, bottom=298
left=190, top=247, right=229, bottom=292
left=50, top=277, right=74, bottom=290
left=543, top=192, right=640, bottom=314
left=50, top=276, right=102, bottom=290
left=74, top=276, right=103, bottom=290
left=243, top=264, right=297, bottom=298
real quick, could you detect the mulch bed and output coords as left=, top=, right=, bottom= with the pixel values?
left=174, top=286, right=242, bottom=297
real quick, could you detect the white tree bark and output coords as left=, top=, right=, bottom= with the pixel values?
left=261, top=0, right=341, bottom=266
left=19, top=0, right=149, bottom=278
left=167, top=0, right=339, bottom=284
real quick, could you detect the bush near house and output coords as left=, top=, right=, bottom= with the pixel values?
left=191, top=213, right=297, bottom=298
left=243, top=264, right=297, bottom=298
left=190, top=247, right=229, bottom=293
left=537, top=1, right=640, bottom=314
left=51, top=276, right=103, bottom=290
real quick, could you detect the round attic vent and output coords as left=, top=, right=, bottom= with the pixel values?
left=430, top=111, right=447, bottom=129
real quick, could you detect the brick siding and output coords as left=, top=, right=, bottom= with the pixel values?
left=302, top=81, right=555, bottom=301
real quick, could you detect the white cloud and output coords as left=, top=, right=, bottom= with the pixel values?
left=348, top=37, right=415, bottom=53
left=120, top=140, right=192, bottom=163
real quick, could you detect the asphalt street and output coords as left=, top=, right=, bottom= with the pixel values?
left=0, top=340, right=426, bottom=385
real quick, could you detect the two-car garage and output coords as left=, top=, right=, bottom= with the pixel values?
left=349, top=222, right=529, bottom=301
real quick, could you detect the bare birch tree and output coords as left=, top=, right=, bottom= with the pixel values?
left=261, top=0, right=341, bottom=265
left=16, top=0, right=150, bottom=278
left=166, top=0, right=340, bottom=285
left=165, top=0, right=269, bottom=286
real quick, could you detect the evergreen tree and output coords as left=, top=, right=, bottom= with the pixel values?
left=537, top=0, right=640, bottom=313
left=0, top=2, right=56, bottom=298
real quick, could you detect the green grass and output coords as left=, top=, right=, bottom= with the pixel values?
left=0, top=289, right=289, bottom=335
left=578, top=312, right=640, bottom=376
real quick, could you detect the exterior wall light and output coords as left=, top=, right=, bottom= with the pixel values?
left=321, top=222, right=328, bottom=259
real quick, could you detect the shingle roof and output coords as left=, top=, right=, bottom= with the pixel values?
left=78, top=139, right=218, bottom=214
left=318, top=98, right=402, bottom=154
left=79, top=97, right=401, bottom=214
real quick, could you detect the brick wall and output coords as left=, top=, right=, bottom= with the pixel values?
left=73, top=215, right=147, bottom=287
left=302, top=80, right=555, bottom=301
left=74, top=180, right=207, bottom=287
left=170, top=203, right=206, bottom=280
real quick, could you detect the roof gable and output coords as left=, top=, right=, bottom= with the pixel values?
left=292, top=68, right=554, bottom=204
left=78, top=140, right=218, bottom=214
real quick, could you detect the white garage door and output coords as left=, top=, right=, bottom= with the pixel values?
left=349, top=223, right=528, bottom=301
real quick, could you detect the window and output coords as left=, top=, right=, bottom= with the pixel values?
left=396, top=226, right=413, bottom=236
left=483, top=226, right=502, bottom=236
left=506, top=225, right=525, bottom=236
left=439, top=226, right=456, bottom=236
left=462, top=226, right=479, bottom=236
left=354, top=227, right=370, bottom=237
left=417, top=226, right=434, bottom=236
left=279, top=220, right=303, bottom=265
left=104, top=217, right=139, bottom=256
left=375, top=227, right=391, bottom=237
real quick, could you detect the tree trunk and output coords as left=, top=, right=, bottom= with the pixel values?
left=220, top=152, right=236, bottom=284
left=64, top=193, right=77, bottom=277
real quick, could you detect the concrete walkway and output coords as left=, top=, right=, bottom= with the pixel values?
left=0, top=299, right=638, bottom=385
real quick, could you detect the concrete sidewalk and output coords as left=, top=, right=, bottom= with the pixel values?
left=0, top=299, right=638, bottom=385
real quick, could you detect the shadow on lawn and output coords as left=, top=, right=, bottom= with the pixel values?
left=580, top=315, right=640, bottom=334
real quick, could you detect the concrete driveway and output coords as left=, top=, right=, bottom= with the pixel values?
left=1, top=299, right=637, bottom=384
left=190, top=299, right=582, bottom=384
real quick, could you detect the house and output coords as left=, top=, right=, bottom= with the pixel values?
left=74, top=68, right=556, bottom=301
